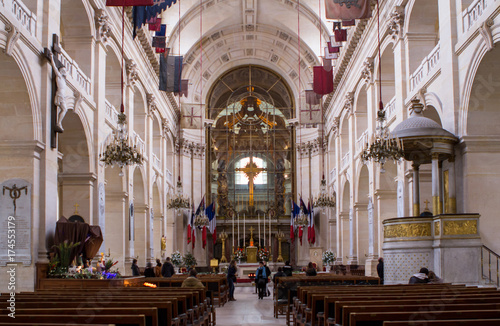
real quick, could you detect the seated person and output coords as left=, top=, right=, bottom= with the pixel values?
left=273, top=267, right=286, bottom=283
left=144, top=262, right=155, bottom=277
left=409, top=267, right=430, bottom=284
left=181, top=269, right=205, bottom=288
left=283, top=261, right=293, bottom=276
left=305, top=262, right=317, bottom=276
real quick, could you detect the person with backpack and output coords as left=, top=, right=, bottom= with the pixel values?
left=255, top=261, right=267, bottom=299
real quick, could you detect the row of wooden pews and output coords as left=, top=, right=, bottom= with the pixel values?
left=0, top=285, right=214, bottom=326
left=290, top=283, right=500, bottom=326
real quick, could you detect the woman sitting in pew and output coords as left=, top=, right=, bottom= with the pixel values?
left=409, top=267, right=430, bottom=284
left=305, top=262, right=317, bottom=276
left=181, top=269, right=205, bottom=289
left=144, top=262, right=156, bottom=277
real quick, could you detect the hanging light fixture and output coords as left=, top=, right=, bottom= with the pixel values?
left=314, top=178, right=336, bottom=208
left=167, top=176, right=191, bottom=209
left=360, top=0, right=403, bottom=172
left=100, top=6, right=143, bottom=175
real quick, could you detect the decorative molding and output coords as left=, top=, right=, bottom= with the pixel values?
left=4, top=23, right=21, bottom=57
left=479, top=19, right=495, bottom=52
left=361, top=57, right=374, bottom=83
left=434, top=221, right=440, bottom=236
left=146, top=93, right=157, bottom=116
left=126, top=59, right=139, bottom=87
left=95, top=9, right=111, bottom=44
left=344, top=92, right=354, bottom=115
left=296, top=137, right=325, bottom=157
left=162, top=120, right=171, bottom=136
left=384, top=222, right=432, bottom=238
left=175, top=138, right=205, bottom=158
left=443, top=220, right=478, bottom=235
left=387, top=6, right=405, bottom=40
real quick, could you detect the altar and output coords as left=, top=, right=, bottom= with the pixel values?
left=236, top=262, right=260, bottom=280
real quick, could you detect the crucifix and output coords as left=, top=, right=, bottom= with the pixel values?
left=249, top=226, right=255, bottom=247
left=74, top=203, right=80, bottom=215
left=183, top=106, right=202, bottom=127
left=3, top=184, right=28, bottom=216
left=235, top=157, right=266, bottom=207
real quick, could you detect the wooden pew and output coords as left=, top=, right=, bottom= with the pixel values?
left=349, top=310, right=500, bottom=326
left=0, top=314, right=146, bottom=326
left=383, top=320, right=500, bottom=326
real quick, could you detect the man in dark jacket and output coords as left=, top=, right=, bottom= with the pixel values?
left=409, top=267, right=430, bottom=284
left=377, top=257, right=384, bottom=284
left=161, top=257, right=175, bottom=277
left=283, top=261, right=293, bottom=276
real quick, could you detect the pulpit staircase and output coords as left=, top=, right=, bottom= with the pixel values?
left=481, top=245, right=500, bottom=288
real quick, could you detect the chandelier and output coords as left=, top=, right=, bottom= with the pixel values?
left=167, top=177, right=191, bottom=210
left=100, top=113, right=144, bottom=176
left=313, top=178, right=336, bottom=208
left=294, top=208, right=309, bottom=227
left=360, top=109, right=404, bottom=172
left=194, top=210, right=209, bottom=227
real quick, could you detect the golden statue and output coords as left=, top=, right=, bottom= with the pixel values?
left=161, top=235, right=166, bottom=251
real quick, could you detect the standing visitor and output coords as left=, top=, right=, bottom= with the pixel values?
left=256, top=261, right=267, bottom=299
left=227, top=260, right=238, bottom=301
left=131, top=258, right=140, bottom=276
left=377, top=257, right=384, bottom=284
left=264, top=261, right=272, bottom=297
left=161, top=257, right=175, bottom=277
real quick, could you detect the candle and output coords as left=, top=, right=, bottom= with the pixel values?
left=244, top=213, right=246, bottom=247
left=258, top=213, right=261, bottom=247
left=263, top=212, right=266, bottom=248
left=232, top=210, right=235, bottom=249
left=237, top=213, right=240, bottom=248
left=269, top=212, right=272, bottom=248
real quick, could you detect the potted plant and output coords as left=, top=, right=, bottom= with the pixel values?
left=171, top=251, right=184, bottom=273
left=232, top=248, right=246, bottom=263
left=322, top=250, right=336, bottom=272
left=183, top=252, right=197, bottom=271
left=257, top=248, right=270, bottom=262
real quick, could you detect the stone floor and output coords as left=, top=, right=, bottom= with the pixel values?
left=215, top=285, right=287, bottom=326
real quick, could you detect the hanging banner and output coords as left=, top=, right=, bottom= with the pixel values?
left=325, top=0, right=372, bottom=20
left=159, top=55, right=183, bottom=93
left=300, top=93, right=322, bottom=124
left=181, top=103, right=203, bottom=129
left=313, top=66, right=334, bottom=95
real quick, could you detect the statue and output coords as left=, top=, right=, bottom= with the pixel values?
left=48, top=51, right=69, bottom=133
left=161, top=235, right=167, bottom=251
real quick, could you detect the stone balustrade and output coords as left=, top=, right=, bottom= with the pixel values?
left=409, top=43, right=440, bottom=92
left=133, top=131, right=146, bottom=156
left=356, top=131, right=369, bottom=154
left=105, top=100, right=119, bottom=128
left=58, top=46, right=92, bottom=95
left=462, top=0, right=490, bottom=33
left=342, top=152, right=350, bottom=170
left=10, top=0, right=36, bottom=36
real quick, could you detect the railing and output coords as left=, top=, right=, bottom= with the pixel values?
left=409, top=43, right=440, bottom=92
left=463, top=0, right=489, bottom=33
left=133, top=131, right=146, bottom=155
left=355, top=131, right=369, bottom=154
left=11, top=0, right=37, bottom=36
left=152, top=153, right=160, bottom=171
left=384, top=96, right=397, bottom=121
left=105, top=100, right=119, bottom=128
left=58, top=46, right=92, bottom=95
left=342, top=152, right=350, bottom=170
left=481, top=245, right=500, bottom=288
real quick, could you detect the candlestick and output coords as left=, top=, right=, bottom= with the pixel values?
left=258, top=213, right=261, bottom=247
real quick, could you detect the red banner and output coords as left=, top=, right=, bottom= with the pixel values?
left=313, top=66, right=334, bottom=95
left=106, top=0, right=154, bottom=6
left=325, top=0, right=372, bottom=20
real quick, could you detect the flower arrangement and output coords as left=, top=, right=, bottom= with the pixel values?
left=232, top=248, right=246, bottom=261
left=183, top=252, right=197, bottom=269
left=171, top=251, right=184, bottom=267
left=104, top=259, right=119, bottom=272
left=322, top=250, right=336, bottom=265
left=257, top=248, right=270, bottom=262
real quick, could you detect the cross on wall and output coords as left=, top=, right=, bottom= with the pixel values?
left=183, top=106, right=202, bottom=127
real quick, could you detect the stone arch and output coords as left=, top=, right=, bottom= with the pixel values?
left=132, top=165, right=148, bottom=266
left=354, top=83, right=368, bottom=140
left=58, top=111, right=92, bottom=222
left=133, top=85, right=147, bottom=142
left=104, top=164, right=126, bottom=268
left=105, top=46, right=122, bottom=110
left=152, top=182, right=163, bottom=259
left=339, top=111, right=350, bottom=163
left=152, top=112, right=162, bottom=159
left=60, top=0, right=94, bottom=77
left=405, top=0, right=440, bottom=73
left=373, top=44, right=396, bottom=106
left=356, top=164, right=370, bottom=264
left=328, top=132, right=336, bottom=179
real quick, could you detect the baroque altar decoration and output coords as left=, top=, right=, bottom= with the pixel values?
left=232, top=248, right=246, bottom=262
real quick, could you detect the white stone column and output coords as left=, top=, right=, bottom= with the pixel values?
left=412, top=163, right=420, bottom=216
left=431, top=153, right=440, bottom=215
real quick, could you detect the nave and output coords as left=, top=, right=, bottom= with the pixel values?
left=217, top=286, right=286, bottom=326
